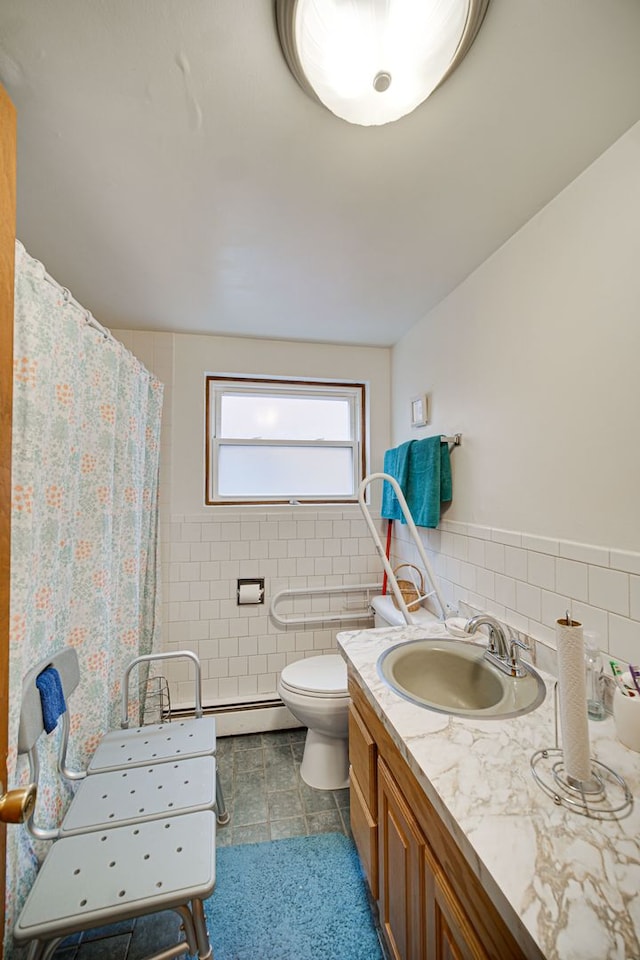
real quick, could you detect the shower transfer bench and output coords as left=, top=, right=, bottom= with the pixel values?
left=12, top=648, right=226, bottom=960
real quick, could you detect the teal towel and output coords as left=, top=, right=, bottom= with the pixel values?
left=403, top=436, right=452, bottom=528
left=380, top=437, right=452, bottom=527
left=381, top=441, right=414, bottom=520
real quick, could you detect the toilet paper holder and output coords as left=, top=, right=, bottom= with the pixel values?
left=237, top=578, right=265, bottom=605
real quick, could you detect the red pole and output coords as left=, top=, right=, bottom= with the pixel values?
left=381, top=520, right=393, bottom=594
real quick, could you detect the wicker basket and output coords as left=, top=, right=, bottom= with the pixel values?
left=391, top=563, right=424, bottom=613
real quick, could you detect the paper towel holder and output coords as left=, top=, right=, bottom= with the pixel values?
left=237, top=578, right=265, bottom=605
left=530, top=682, right=633, bottom=820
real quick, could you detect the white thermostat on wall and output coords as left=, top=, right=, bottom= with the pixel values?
left=410, top=394, right=429, bottom=427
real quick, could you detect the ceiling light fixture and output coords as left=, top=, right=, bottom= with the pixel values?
left=276, top=0, right=490, bottom=127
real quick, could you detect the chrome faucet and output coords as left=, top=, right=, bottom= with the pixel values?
left=463, top=614, right=528, bottom=678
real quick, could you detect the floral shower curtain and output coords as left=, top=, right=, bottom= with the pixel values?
left=5, top=241, right=163, bottom=956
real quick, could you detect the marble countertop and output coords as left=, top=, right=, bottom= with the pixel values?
left=337, top=623, right=640, bottom=960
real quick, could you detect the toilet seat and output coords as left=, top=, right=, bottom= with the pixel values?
left=279, top=655, right=347, bottom=698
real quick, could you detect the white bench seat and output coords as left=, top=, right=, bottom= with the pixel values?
left=61, top=755, right=217, bottom=836
left=87, top=716, right=217, bottom=773
left=15, top=811, right=216, bottom=959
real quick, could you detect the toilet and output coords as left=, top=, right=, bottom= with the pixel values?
left=277, top=595, right=439, bottom=791
left=278, top=654, right=350, bottom=790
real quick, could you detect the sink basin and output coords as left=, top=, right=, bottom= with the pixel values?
left=377, top=638, right=546, bottom=719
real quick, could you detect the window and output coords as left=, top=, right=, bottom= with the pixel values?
left=205, top=376, right=367, bottom=505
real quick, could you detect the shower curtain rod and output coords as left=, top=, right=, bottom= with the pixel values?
left=41, top=269, right=114, bottom=343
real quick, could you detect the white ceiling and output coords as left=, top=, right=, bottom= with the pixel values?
left=2, top=0, right=640, bottom=347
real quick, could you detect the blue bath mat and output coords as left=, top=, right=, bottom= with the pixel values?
left=201, top=833, right=383, bottom=960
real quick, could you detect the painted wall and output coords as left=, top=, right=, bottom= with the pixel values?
left=117, top=330, right=391, bottom=708
left=169, top=333, right=390, bottom=517
left=390, top=120, right=640, bottom=663
left=392, top=120, right=640, bottom=551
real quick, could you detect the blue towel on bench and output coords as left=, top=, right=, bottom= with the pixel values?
left=35, top=667, right=67, bottom=734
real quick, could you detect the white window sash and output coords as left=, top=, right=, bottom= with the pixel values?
left=206, top=377, right=365, bottom=504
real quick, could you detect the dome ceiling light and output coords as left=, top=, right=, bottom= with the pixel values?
left=276, top=0, right=490, bottom=127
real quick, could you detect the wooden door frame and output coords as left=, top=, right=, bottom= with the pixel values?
left=0, top=82, right=17, bottom=960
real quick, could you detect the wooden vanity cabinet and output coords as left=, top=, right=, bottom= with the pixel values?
left=424, top=844, right=491, bottom=960
left=378, top=756, right=426, bottom=960
left=348, top=702, right=378, bottom=898
left=348, top=676, right=539, bottom=960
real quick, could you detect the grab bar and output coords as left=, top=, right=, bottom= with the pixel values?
left=357, top=472, right=448, bottom=623
left=270, top=582, right=382, bottom=627
left=121, top=651, right=204, bottom=727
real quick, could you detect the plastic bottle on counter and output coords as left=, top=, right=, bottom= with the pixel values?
left=584, top=631, right=605, bottom=721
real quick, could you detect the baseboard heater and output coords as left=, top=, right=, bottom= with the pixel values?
left=170, top=698, right=300, bottom=738
left=171, top=698, right=283, bottom=718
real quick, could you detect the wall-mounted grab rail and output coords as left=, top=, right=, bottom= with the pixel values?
left=357, top=473, right=448, bottom=623
left=270, top=582, right=382, bottom=627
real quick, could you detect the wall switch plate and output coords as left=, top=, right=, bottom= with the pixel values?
left=410, top=394, right=429, bottom=427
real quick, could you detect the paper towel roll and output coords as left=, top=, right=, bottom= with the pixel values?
left=238, top=582, right=263, bottom=604
left=556, top=616, right=591, bottom=783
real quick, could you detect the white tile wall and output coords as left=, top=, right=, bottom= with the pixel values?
left=391, top=519, right=640, bottom=666
left=160, top=509, right=383, bottom=709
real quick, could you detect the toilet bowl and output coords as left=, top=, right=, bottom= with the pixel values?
left=277, top=655, right=350, bottom=791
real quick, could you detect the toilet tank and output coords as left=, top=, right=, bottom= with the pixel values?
left=371, top=594, right=438, bottom=628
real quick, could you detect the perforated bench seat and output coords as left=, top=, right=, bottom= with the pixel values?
left=87, top=717, right=217, bottom=774
left=60, top=755, right=217, bottom=836
left=15, top=811, right=216, bottom=956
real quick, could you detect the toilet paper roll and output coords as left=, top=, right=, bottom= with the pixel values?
left=238, top=582, right=263, bottom=604
left=556, top=617, right=591, bottom=783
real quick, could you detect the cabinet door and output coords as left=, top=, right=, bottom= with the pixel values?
left=378, top=758, right=426, bottom=960
left=349, top=703, right=377, bottom=815
left=349, top=702, right=379, bottom=898
left=424, top=844, right=491, bottom=960
left=349, top=768, right=378, bottom=899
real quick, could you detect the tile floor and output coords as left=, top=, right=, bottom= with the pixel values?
left=50, top=728, right=355, bottom=959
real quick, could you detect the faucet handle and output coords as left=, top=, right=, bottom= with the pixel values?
left=508, top=631, right=529, bottom=654
left=509, top=632, right=528, bottom=649
left=507, top=630, right=530, bottom=676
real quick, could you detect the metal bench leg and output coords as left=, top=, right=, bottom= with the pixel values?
left=191, top=898, right=213, bottom=960
left=27, top=939, right=62, bottom=960
left=25, top=941, right=46, bottom=960
left=176, top=904, right=199, bottom=956
left=215, top=769, right=230, bottom=826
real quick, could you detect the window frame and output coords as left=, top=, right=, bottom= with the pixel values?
left=205, top=375, right=367, bottom=506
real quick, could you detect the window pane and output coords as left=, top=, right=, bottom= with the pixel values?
left=220, top=395, right=351, bottom=441
left=218, top=445, right=354, bottom=497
